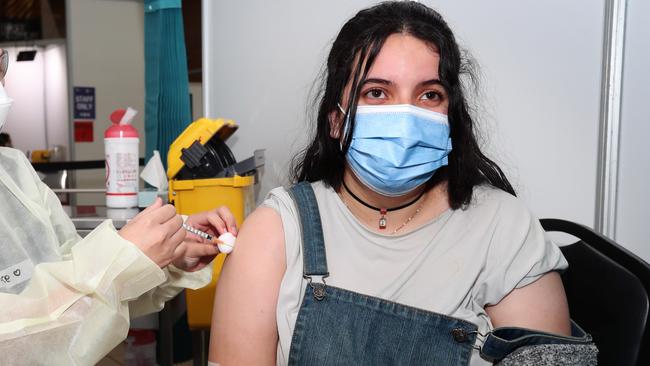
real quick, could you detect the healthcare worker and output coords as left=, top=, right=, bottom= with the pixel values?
left=0, top=48, right=237, bottom=365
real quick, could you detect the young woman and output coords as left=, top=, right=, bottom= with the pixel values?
left=209, top=2, right=594, bottom=365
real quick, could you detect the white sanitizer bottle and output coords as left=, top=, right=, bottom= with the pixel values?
left=104, top=108, right=139, bottom=208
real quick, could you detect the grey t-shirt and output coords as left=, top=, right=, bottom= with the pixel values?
left=263, top=181, right=568, bottom=365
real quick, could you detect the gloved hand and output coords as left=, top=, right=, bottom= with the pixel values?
left=172, top=206, right=238, bottom=272
left=118, top=197, right=186, bottom=268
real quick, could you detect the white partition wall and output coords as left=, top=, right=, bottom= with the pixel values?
left=203, top=1, right=647, bottom=259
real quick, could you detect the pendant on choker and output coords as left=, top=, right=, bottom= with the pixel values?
left=379, top=208, right=387, bottom=229
left=342, top=181, right=424, bottom=231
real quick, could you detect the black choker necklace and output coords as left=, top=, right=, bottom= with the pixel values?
left=341, top=180, right=425, bottom=230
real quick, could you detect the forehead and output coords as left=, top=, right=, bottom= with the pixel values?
left=366, top=33, right=441, bottom=81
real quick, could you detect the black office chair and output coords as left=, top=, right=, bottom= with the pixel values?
left=541, top=218, right=650, bottom=366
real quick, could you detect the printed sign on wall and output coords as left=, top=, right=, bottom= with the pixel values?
left=73, top=87, right=96, bottom=119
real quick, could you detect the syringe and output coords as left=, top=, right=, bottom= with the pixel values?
left=182, top=223, right=237, bottom=254
left=183, top=223, right=215, bottom=241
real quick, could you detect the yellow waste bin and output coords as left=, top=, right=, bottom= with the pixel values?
left=167, top=118, right=255, bottom=329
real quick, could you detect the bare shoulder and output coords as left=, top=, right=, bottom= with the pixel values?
left=209, top=206, right=286, bottom=365
left=228, top=206, right=286, bottom=267
left=216, top=206, right=287, bottom=301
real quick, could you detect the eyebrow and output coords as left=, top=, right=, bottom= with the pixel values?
left=418, top=79, right=443, bottom=87
left=361, top=78, right=443, bottom=87
left=362, top=78, right=392, bottom=86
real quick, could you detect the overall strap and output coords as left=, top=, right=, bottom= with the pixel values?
left=288, top=182, right=329, bottom=278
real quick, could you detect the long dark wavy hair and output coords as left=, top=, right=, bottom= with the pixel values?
left=291, top=1, right=515, bottom=209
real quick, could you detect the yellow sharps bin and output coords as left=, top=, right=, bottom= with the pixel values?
left=167, top=118, right=255, bottom=329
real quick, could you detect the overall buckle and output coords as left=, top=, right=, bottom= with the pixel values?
left=305, top=275, right=328, bottom=301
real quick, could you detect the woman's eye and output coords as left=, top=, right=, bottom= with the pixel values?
left=421, top=91, right=441, bottom=100
left=365, top=89, right=386, bottom=99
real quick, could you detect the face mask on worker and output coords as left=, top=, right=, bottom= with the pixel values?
left=0, top=81, right=13, bottom=131
left=341, top=104, right=452, bottom=197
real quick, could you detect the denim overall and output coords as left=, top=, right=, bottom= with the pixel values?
left=286, top=182, right=593, bottom=365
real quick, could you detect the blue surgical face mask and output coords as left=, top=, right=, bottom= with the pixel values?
left=342, top=104, right=452, bottom=197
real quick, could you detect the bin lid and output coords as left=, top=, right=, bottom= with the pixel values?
left=167, top=118, right=238, bottom=179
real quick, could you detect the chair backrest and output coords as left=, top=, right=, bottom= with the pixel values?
left=541, top=218, right=650, bottom=366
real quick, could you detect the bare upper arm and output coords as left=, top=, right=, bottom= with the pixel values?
left=208, top=206, right=286, bottom=365
left=485, top=271, right=571, bottom=335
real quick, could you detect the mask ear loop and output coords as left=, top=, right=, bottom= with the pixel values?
left=337, top=103, right=350, bottom=152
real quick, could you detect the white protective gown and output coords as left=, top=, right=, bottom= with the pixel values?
left=0, top=147, right=211, bottom=365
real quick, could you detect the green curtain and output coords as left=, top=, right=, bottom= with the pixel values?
left=144, top=0, right=191, bottom=169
